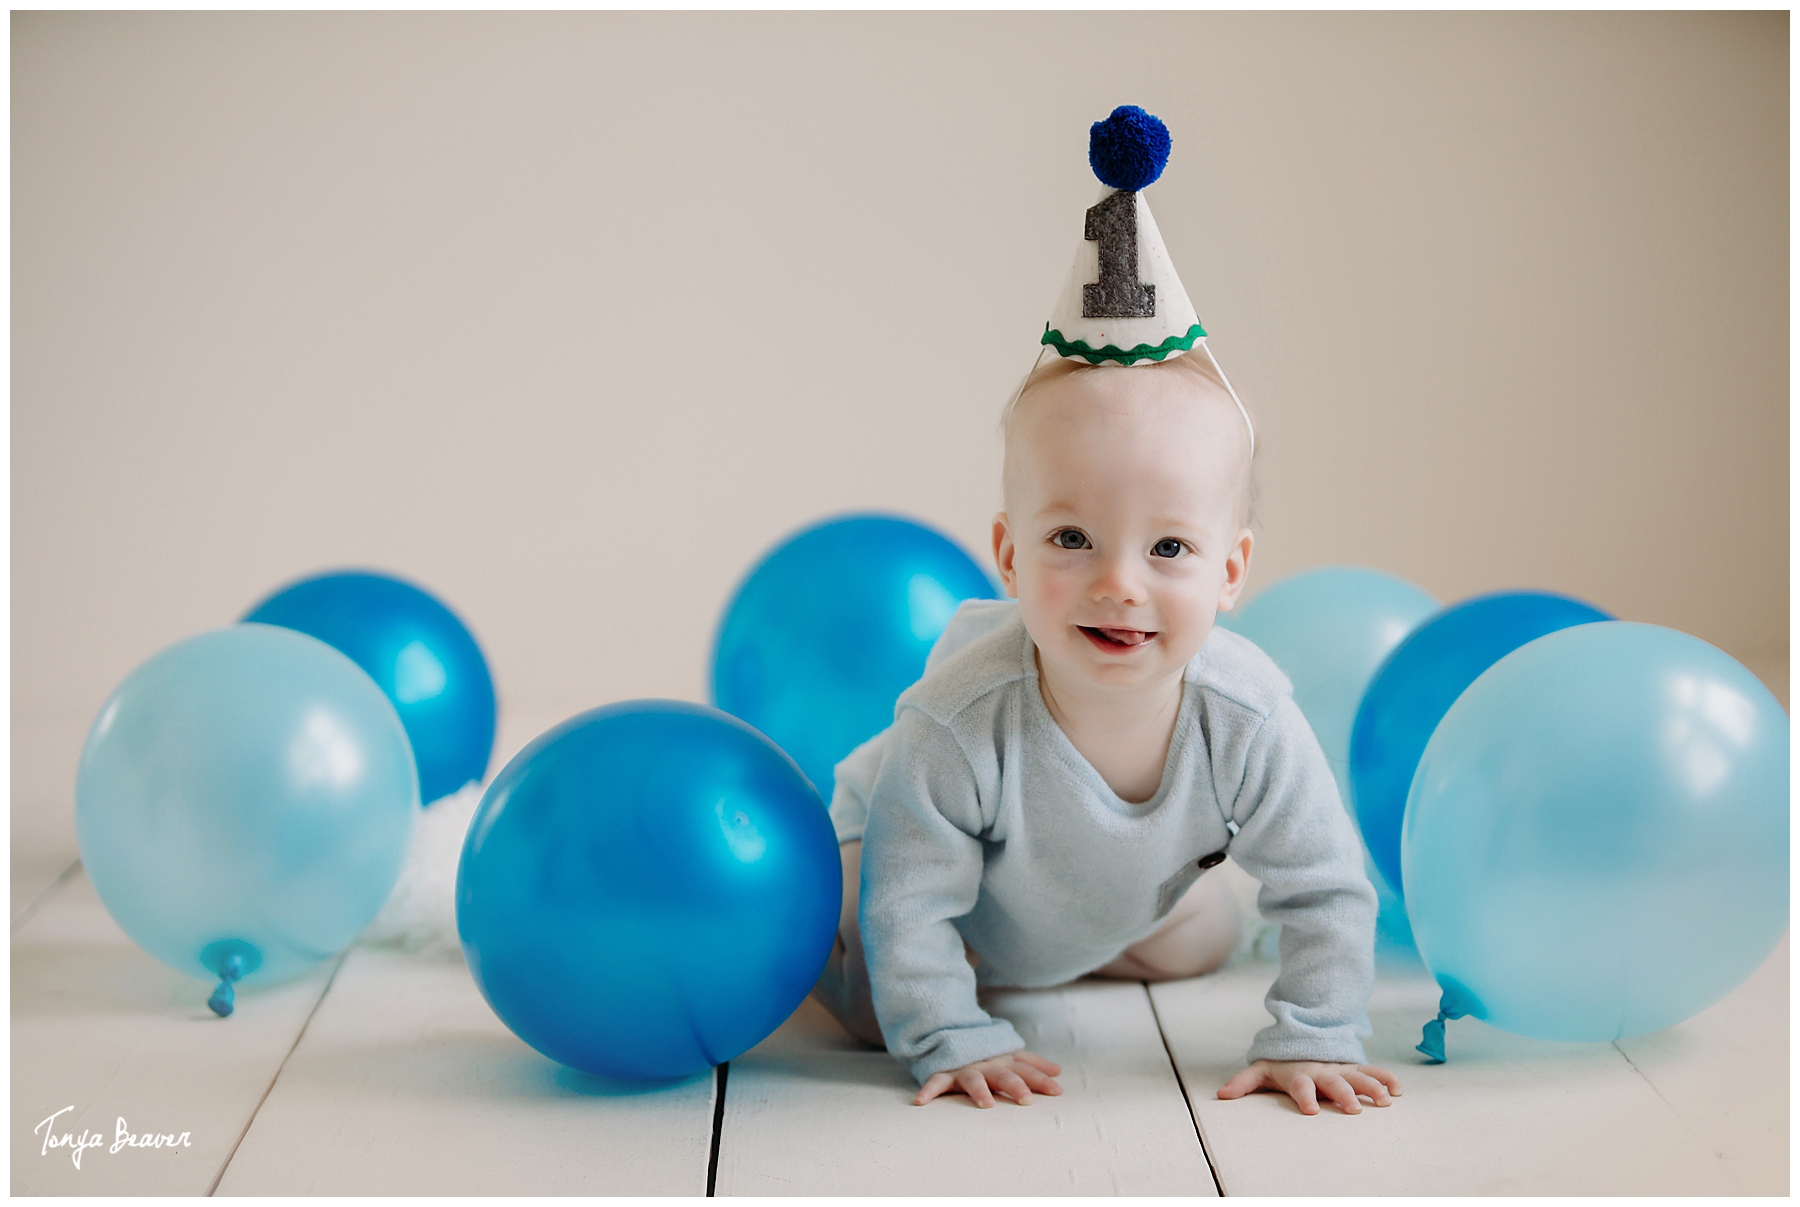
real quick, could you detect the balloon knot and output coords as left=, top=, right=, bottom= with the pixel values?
left=1416, top=991, right=1468, bottom=1064
left=207, top=952, right=244, bottom=1018
left=1416, top=1014, right=1446, bottom=1063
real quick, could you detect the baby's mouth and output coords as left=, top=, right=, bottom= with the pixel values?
left=1079, top=625, right=1157, bottom=652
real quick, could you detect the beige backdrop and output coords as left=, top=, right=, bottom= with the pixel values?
left=13, top=13, right=1788, bottom=789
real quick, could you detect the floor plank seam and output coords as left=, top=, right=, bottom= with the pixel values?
left=1611, top=1038, right=1760, bottom=1190
left=1611, top=1039, right=1693, bottom=1126
left=204, top=949, right=349, bottom=1196
left=12, top=858, right=81, bottom=933
left=1144, top=981, right=1226, bottom=1197
left=705, top=1061, right=729, bottom=1197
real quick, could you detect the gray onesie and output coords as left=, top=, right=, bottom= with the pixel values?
left=829, top=599, right=1377, bottom=1085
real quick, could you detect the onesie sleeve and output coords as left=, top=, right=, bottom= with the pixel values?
left=828, top=599, right=1018, bottom=846
left=1220, top=694, right=1378, bottom=1065
left=827, top=730, right=887, bottom=844
left=858, top=707, right=1026, bottom=1084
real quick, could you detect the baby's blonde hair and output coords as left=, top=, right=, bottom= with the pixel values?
left=1000, top=349, right=1257, bottom=528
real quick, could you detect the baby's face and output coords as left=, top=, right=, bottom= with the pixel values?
left=994, top=359, right=1253, bottom=695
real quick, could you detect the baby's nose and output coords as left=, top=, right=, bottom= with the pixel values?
left=1089, top=554, right=1147, bottom=606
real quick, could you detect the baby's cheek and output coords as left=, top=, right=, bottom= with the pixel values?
left=1017, top=563, right=1074, bottom=615
left=1013, top=568, right=1073, bottom=643
left=1161, top=567, right=1223, bottom=651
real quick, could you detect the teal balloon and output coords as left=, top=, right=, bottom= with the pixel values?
left=1228, top=567, right=1439, bottom=810
left=457, top=700, right=841, bottom=1081
left=711, top=514, right=997, bottom=800
left=1404, top=623, right=1788, bottom=1041
left=243, top=570, right=496, bottom=806
left=1350, top=591, right=1612, bottom=901
left=76, top=625, right=418, bottom=990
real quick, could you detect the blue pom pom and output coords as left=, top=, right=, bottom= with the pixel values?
left=1089, top=105, right=1172, bottom=191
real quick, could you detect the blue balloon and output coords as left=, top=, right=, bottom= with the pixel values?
left=1404, top=623, right=1788, bottom=1042
left=244, top=570, right=496, bottom=805
left=457, top=700, right=841, bottom=1081
left=1350, top=591, right=1612, bottom=901
left=76, top=625, right=417, bottom=1007
left=711, top=514, right=997, bottom=800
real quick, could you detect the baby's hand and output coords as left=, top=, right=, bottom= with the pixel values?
left=1217, top=1060, right=1402, bottom=1116
left=914, top=1050, right=1064, bottom=1108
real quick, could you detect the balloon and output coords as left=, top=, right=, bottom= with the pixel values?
left=1227, top=567, right=1439, bottom=805
left=457, top=700, right=841, bottom=1081
left=244, top=570, right=496, bottom=805
left=1227, top=567, right=1439, bottom=953
left=76, top=625, right=417, bottom=1009
left=1404, top=623, right=1788, bottom=1043
left=711, top=514, right=996, bottom=800
left=1350, top=591, right=1612, bottom=900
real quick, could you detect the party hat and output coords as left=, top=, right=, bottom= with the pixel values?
left=1040, top=105, right=1253, bottom=453
left=1043, top=106, right=1202, bottom=366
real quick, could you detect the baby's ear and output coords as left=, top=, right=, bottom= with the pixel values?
left=1217, top=527, right=1255, bottom=611
left=991, top=512, right=1019, bottom=598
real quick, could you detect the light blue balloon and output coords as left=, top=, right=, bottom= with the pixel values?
left=1404, top=623, right=1788, bottom=1041
left=1228, top=567, right=1440, bottom=806
left=1227, top=567, right=1439, bottom=948
left=76, top=625, right=417, bottom=1008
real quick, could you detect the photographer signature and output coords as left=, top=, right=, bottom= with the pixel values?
left=34, top=1106, right=192, bottom=1170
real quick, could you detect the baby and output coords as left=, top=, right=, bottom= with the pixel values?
left=813, top=346, right=1401, bottom=1116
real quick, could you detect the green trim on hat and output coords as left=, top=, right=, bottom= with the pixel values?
left=1040, top=321, right=1208, bottom=365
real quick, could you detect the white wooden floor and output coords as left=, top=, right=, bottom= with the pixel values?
left=12, top=709, right=1790, bottom=1196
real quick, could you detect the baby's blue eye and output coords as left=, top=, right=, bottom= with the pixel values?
left=1054, top=529, right=1091, bottom=550
left=1152, top=539, right=1185, bottom=559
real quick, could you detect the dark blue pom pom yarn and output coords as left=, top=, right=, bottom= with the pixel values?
left=1088, top=105, right=1171, bottom=191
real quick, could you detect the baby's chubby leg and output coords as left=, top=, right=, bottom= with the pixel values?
left=1093, top=871, right=1241, bottom=982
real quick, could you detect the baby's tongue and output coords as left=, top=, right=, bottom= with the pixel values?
left=1099, top=627, right=1151, bottom=646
